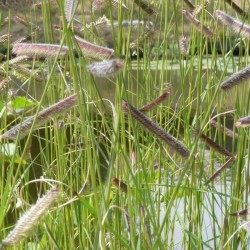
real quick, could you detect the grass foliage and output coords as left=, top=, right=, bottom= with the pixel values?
left=1, top=0, right=250, bottom=249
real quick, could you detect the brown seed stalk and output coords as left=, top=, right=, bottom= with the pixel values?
left=0, top=34, right=10, bottom=43
left=230, top=208, right=250, bottom=217
left=220, top=65, right=250, bottom=91
left=139, top=91, right=170, bottom=112
left=12, top=43, right=69, bottom=59
left=194, top=129, right=235, bottom=157
left=210, top=119, right=239, bottom=139
left=224, top=0, right=248, bottom=18
left=215, top=10, right=250, bottom=38
left=12, top=34, right=33, bottom=45
left=11, top=64, right=43, bottom=82
left=8, top=55, right=30, bottom=65
left=12, top=16, right=39, bottom=31
left=111, top=177, right=128, bottom=192
left=184, top=0, right=195, bottom=10
left=123, top=101, right=190, bottom=158
left=183, top=9, right=213, bottom=37
left=75, top=36, right=114, bottom=60
left=134, top=0, right=156, bottom=15
left=0, top=94, right=77, bottom=141
left=206, top=156, right=235, bottom=183
left=236, top=115, right=250, bottom=128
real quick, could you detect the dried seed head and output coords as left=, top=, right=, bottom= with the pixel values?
left=1, top=187, right=60, bottom=247
left=139, top=91, right=170, bottom=112
left=134, top=0, right=156, bottom=15
left=85, top=15, right=110, bottom=30
left=123, top=101, right=190, bottom=158
left=193, top=129, right=235, bottom=157
left=12, top=34, right=33, bottom=45
left=0, top=34, right=10, bottom=43
left=179, top=36, right=189, bottom=56
left=184, top=0, right=195, bottom=10
left=215, top=10, right=250, bottom=38
left=210, top=119, right=239, bottom=139
left=87, top=59, right=124, bottom=77
left=230, top=208, right=250, bottom=217
left=0, top=94, right=77, bottom=141
left=220, top=65, right=250, bottom=91
left=111, top=177, right=128, bottom=192
left=206, top=156, right=235, bottom=183
left=183, top=9, right=213, bottom=37
left=65, top=0, right=78, bottom=22
left=236, top=116, right=250, bottom=128
left=0, top=79, right=11, bottom=91
left=8, top=55, right=30, bottom=65
left=12, top=43, right=69, bottom=59
left=11, top=64, right=43, bottom=82
left=75, top=36, right=114, bottom=60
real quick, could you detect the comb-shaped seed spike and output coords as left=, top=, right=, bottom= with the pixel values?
left=183, top=9, right=213, bottom=37
left=0, top=94, right=77, bottom=141
left=12, top=43, right=69, bottom=59
left=215, top=10, right=250, bottom=38
left=75, top=36, right=114, bottom=61
left=1, top=187, right=60, bottom=247
left=122, top=101, right=190, bottom=158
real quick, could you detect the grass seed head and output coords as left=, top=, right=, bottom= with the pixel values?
left=1, top=187, right=60, bottom=247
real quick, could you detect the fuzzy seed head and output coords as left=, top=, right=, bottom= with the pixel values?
left=1, top=187, right=60, bottom=247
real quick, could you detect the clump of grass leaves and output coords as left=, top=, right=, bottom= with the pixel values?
left=1, top=0, right=250, bottom=249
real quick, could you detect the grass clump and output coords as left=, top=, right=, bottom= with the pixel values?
left=1, top=0, right=250, bottom=249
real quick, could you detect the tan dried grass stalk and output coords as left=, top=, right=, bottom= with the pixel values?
left=224, top=0, right=247, bottom=18
left=8, top=56, right=30, bottom=65
left=75, top=36, right=114, bottom=60
left=134, top=0, right=156, bottom=15
left=87, top=59, right=124, bottom=77
left=220, top=65, right=250, bottom=90
left=210, top=119, right=239, bottom=139
left=12, top=43, right=69, bottom=59
left=139, top=91, right=170, bottom=112
left=1, top=187, right=60, bottom=247
left=12, top=34, right=33, bottom=45
left=215, top=10, right=250, bottom=38
left=183, top=10, right=213, bottom=37
left=206, top=157, right=234, bottom=183
left=65, top=0, right=78, bottom=22
left=11, top=64, right=43, bottom=82
left=179, top=36, right=189, bottom=56
left=85, top=15, right=110, bottom=30
left=123, top=101, right=190, bottom=158
left=230, top=208, right=250, bottom=217
left=0, top=94, right=77, bottom=141
left=12, top=16, right=38, bottom=31
left=0, top=34, right=10, bottom=43
left=236, top=115, right=250, bottom=128
left=194, top=129, right=234, bottom=157
left=111, top=177, right=128, bottom=192
left=0, top=79, right=10, bottom=91
left=184, top=0, right=195, bottom=10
